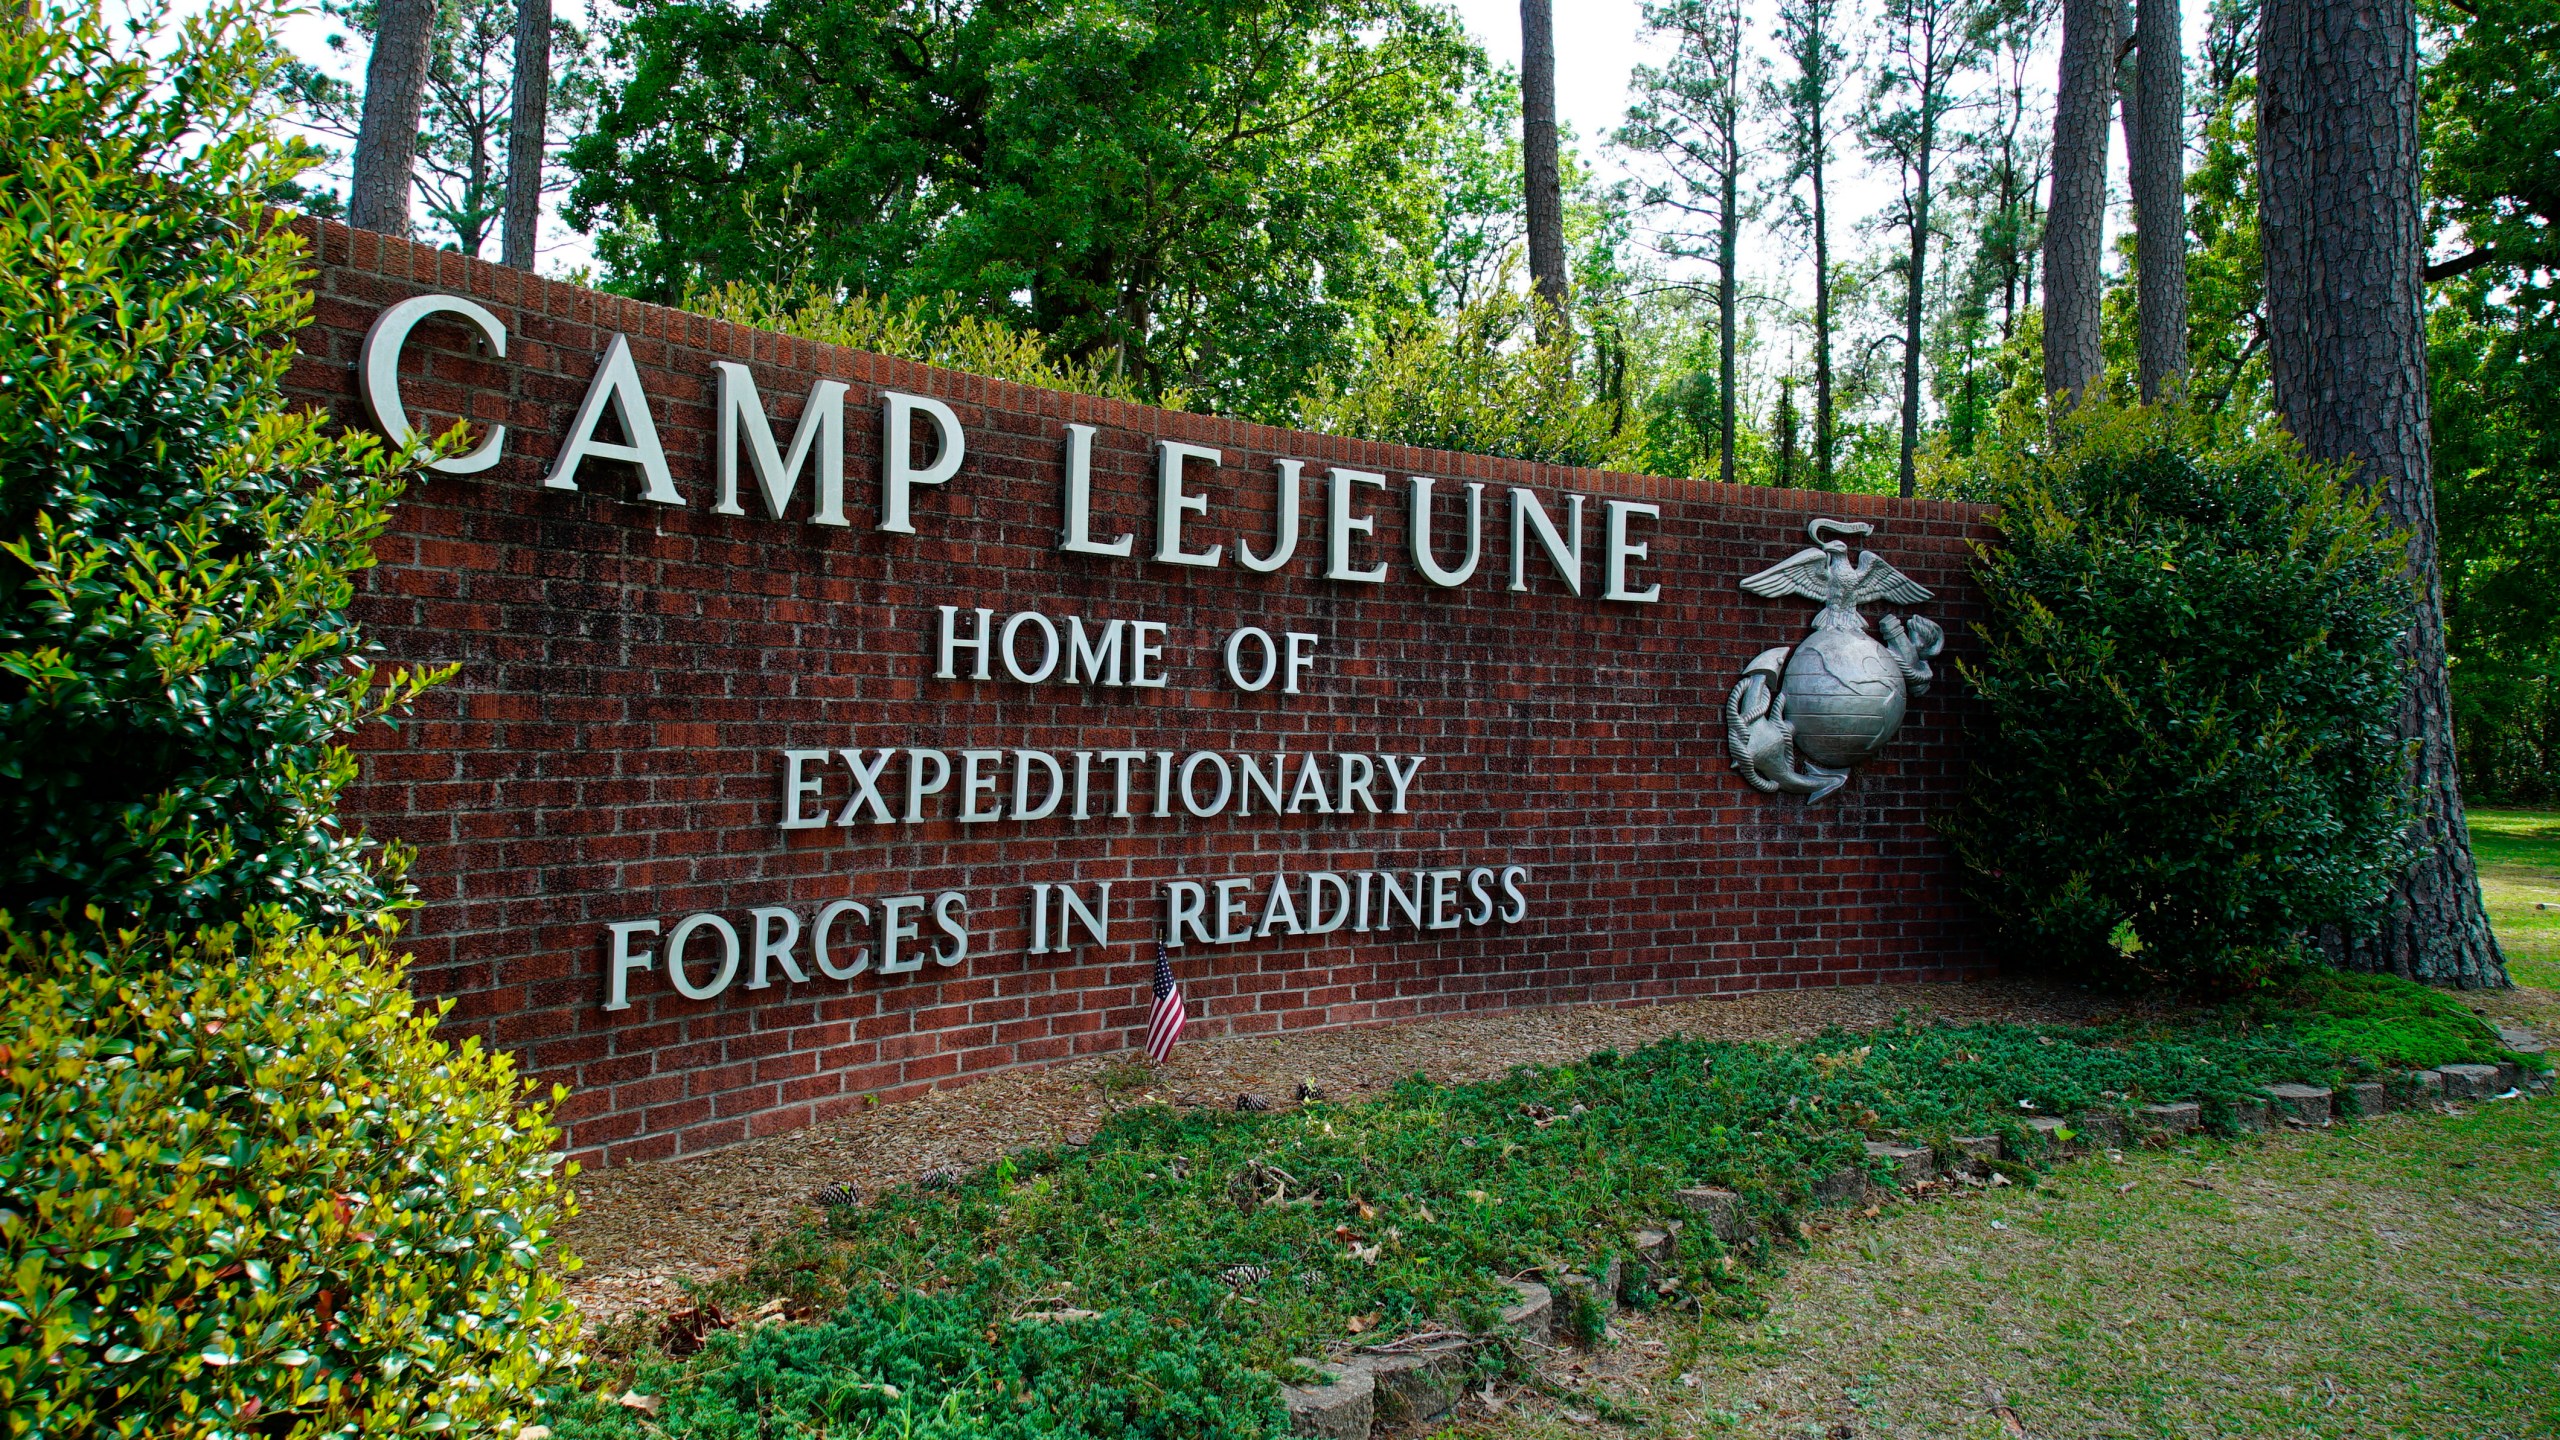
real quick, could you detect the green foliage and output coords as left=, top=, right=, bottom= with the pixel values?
left=2183, top=0, right=2269, bottom=421
left=566, top=0, right=1480, bottom=418
left=691, top=285, right=1171, bottom=408
left=0, top=913, right=582, bottom=1438
left=556, top=1290, right=1282, bottom=1440
left=2221, top=969, right=2537, bottom=1074
left=2434, top=289, right=2560, bottom=804
left=561, top=993, right=2477, bottom=1440
left=2422, top=0, right=2560, bottom=286
left=278, top=0, right=600, bottom=258
left=2422, top=1, right=2560, bottom=806
left=1297, top=284, right=1626, bottom=465
left=1942, top=402, right=2415, bottom=987
left=0, top=0, right=444, bottom=929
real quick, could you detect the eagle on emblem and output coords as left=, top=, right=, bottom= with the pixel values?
left=1725, top=518, right=1944, bottom=802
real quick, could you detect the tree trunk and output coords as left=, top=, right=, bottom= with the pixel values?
left=348, top=0, right=438, bottom=236
left=1898, top=111, right=1933, bottom=499
left=502, top=0, right=550, bottom=270
left=1521, top=0, right=1569, bottom=339
left=2042, top=0, right=2117, bottom=406
left=1719, top=108, right=1739, bottom=488
left=2131, top=0, right=2189, bottom=399
left=1812, top=124, right=1834, bottom=489
left=2261, top=0, right=2506, bottom=987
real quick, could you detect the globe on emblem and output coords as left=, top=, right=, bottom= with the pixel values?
left=1723, top=518, right=1948, bottom=803
left=1780, top=626, right=1909, bottom=768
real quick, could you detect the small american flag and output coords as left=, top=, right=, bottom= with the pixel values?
left=1144, top=937, right=1188, bottom=1063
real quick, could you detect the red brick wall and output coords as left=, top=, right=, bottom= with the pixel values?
left=287, top=221, right=1995, bottom=1167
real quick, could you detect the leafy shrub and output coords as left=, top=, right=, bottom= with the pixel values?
left=0, top=914, right=582, bottom=1438
left=0, top=8, right=582, bottom=1436
left=1942, top=403, right=2414, bottom=988
left=1298, top=284, right=1624, bottom=465
left=0, top=0, right=440, bottom=930
left=688, top=284, right=1174, bottom=408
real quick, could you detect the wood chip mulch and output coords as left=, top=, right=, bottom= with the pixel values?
left=557, top=978, right=2136, bottom=1325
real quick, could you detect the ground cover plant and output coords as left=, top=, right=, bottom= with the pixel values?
left=556, top=973, right=2531, bottom=1440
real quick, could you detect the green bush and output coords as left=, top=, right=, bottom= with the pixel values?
left=0, top=8, right=583, bottom=1436
left=1942, top=403, right=2414, bottom=988
left=0, top=0, right=440, bottom=930
left=688, top=284, right=1175, bottom=408
left=0, top=915, right=582, bottom=1438
left=1298, top=283, right=1623, bottom=465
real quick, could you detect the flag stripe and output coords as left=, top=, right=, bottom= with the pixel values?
left=1145, top=938, right=1187, bottom=1062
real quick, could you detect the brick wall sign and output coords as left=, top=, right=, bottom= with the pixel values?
left=287, top=222, right=1996, bottom=1166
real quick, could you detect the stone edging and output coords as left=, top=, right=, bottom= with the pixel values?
left=1274, top=1057, right=2552, bottom=1438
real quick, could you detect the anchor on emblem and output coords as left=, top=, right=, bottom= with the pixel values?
left=1724, top=518, right=1945, bottom=803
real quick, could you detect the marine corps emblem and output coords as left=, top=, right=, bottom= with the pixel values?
left=1724, top=518, right=1944, bottom=803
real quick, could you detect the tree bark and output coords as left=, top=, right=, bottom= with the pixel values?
left=348, top=0, right=438, bottom=236
left=502, top=0, right=550, bottom=270
left=1898, top=106, right=1934, bottom=498
left=2261, top=0, right=2506, bottom=987
left=2042, top=0, right=2117, bottom=406
left=1717, top=21, right=1740, bottom=490
left=2131, top=0, right=2189, bottom=399
left=1521, top=0, right=1569, bottom=339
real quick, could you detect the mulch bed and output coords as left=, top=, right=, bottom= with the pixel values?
left=558, top=977, right=2141, bottom=1324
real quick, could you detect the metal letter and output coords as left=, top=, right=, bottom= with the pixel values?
left=1603, top=500, right=1661, bottom=602
left=603, top=918, right=658, bottom=1011
left=1238, top=459, right=1304, bottom=573
left=1224, top=626, right=1278, bottom=692
left=1326, top=468, right=1390, bottom=582
left=1060, top=423, right=1134, bottom=556
left=746, top=906, right=807, bottom=989
left=358, top=292, right=507, bottom=474
left=713, top=362, right=847, bottom=525
left=545, top=334, right=679, bottom=504
left=813, top=900, right=872, bottom=979
left=1508, top=488, right=1585, bottom=594
left=1409, top=477, right=1485, bottom=587
left=665, top=913, right=739, bottom=1000
left=1155, top=441, right=1224, bottom=567
left=880, top=392, right=965, bottom=534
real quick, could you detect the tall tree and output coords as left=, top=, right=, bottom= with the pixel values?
left=2126, top=0, right=2189, bottom=397
left=501, top=0, right=548, bottom=268
left=289, top=0, right=593, bottom=257
left=568, top=0, right=1476, bottom=419
left=2042, top=0, right=2117, bottom=404
left=1771, top=0, right=1851, bottom=487
left=2261, top=0, right=2505, bottom=986
left=2184, top=0, right=2265, bottom=416
left=346, top=0, right=434, bottom=233
left=1865, top=0, right=1984, bottom=496
left=1625, top=0, right=1752, bottom=485
left=1521, top=0, right=1569, bottom=337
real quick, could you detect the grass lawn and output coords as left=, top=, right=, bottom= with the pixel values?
left=1462, top=815, right=2560, bottom=1440
left=2468, top=808, right=2560, bottom=990
left=1481, top=1100, right=2560, bottom=1440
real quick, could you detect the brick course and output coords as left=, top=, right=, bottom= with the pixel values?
left=287, top=221, right=1996, bottom=1166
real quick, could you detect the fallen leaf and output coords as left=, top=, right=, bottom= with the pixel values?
left=616, top=1391, right=660, bottom=1417
left=1347, top=1310, right=1382, bottom=1334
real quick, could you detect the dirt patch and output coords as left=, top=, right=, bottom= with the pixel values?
left=558, top=977, right=2130, bottom=1324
